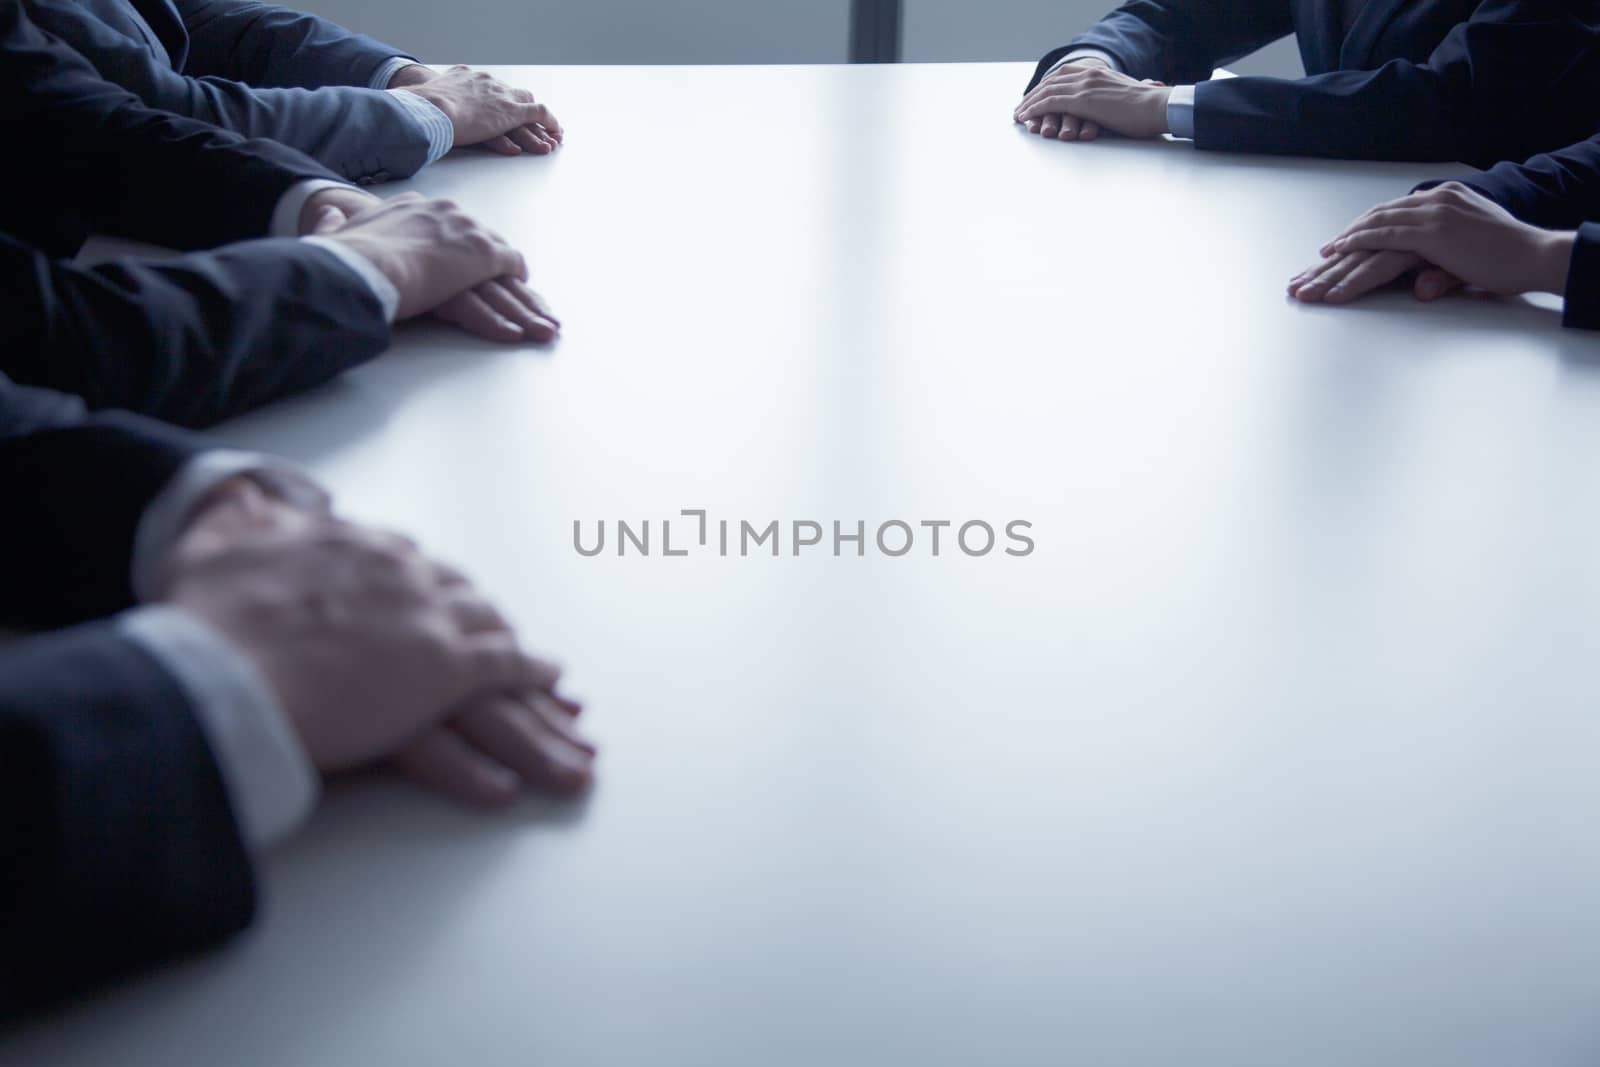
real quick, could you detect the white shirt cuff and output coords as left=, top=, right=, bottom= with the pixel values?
left=389, top=88, right=455, bottom=164
left=1167, top=84, right=1196, bottom=140
left=371, top=55, right=422, bottom=90
left=302, top=236, right=401, bottom=321
left=131, top=450, right=330, bottom=603
left=1046, top=47, right=1122, bottom=77
left=120, top=605, right=320, bottom=849
left=269, top=178, right=352, bottom=238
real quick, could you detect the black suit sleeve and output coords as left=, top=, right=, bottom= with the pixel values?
left=24, top=0, right=430, bottom=183
left=1442, top=137, right=1600, bottom=231
left=2, top=229, right=391, bottom=428
left=1559, top=224, right=1600, bottom=332
left=1027, top=0, right=1293, bottom=91
left=1191, top=2, right=1600, bottom=166
left=4, top=0, right=346, bottom=253
left=177, top=0, right=411, bottom=90
left=0, top=377, right=215, bottom=625
left=0, top=621, right=255, bottom=1020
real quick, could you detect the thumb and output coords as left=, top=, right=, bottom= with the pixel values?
left=311, top=205, right=348, bottom=234
left=1413, top=268, right=1464, bottom=302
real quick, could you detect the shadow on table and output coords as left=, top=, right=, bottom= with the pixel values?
left=2, top=777, right=593, bottom=1063
left=214, top=321, right=560, bottom=465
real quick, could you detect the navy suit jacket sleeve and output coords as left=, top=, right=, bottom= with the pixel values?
left=1, top=229, right=391, bottom=428
left=1192, top=2, right=1600, bottom=166
left=1425, top=139, right=1600, bottom=332
left=1028, top=0, right=1294, bottom=90
left=1445, top=137, right=1600, bottom=231
left=4, top=1, right=345, bottom=254
left=176, top=0, right=409, bottom=89
left=0, top=379, right=256, bottom=1018
left=24, top=0, right=430, bottom=183
left=0, top=379, right=207, bottom=623
left=0, top=622, right=256, bottom=1020
left=1562, top=224, right=1600, bottom=332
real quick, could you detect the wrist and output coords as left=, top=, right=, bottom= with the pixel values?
left=1152, top=85, right=1173, bottom=136
left=1533, top=230, right=1578, bottom=297
left=386, top=62, right=436, bottom=89
left=299, top=186, right=380, bottom=235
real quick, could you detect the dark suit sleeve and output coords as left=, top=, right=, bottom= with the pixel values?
left=4, top=0, right=346, bottom=252
left=1436, top=137, right=1600, bottom=231
left=1, top=230, right=391, bottom=429
left=0, top=378, right=214, bottom=624
left=176, top=0, right=411, bottom=89
left=1026, top=0, right=1293, bottom=91
left=1560, top=224, right=1600, bottom=332
left=1191, top=1, right=1600, bottom=165
left=23, top=0, right=429, bottom=183
left=0, top=622, right=255, bottom=1020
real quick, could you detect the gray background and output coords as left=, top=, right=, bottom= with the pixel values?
left=295, top=0, right=1304, bottom=74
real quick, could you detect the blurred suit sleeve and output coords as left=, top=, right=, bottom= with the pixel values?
left=3, top=0, right=349, bottom=254
left=176, top=0, right=411, bottom=89
left=24, top=0, right=433, bottom=183
left=1, top=228, right=390, bottom=427
left=0, top=383, right=257, bottom=1019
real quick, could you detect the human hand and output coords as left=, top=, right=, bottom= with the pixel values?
left=388, top=559, right=594, bottom=804
left=385, top=62, right=437, bottom=90
left=298, top=184, right=382, bottom=235
left=1287, top=249, right=1463, bottom=306
left=1014, top=63, right=1171, bottom=141
left=1297, top=183, right=1576, bottom=305
left=394, top=65, right=563, bottom=156
left=309, top=192, right=561, bottom=341
left=162, top=512, right=595, bottom=802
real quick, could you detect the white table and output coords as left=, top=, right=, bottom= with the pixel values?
left=9, top=63, right=1600, bottom=1066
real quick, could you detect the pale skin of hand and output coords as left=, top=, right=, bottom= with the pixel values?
left=162, top=477, right=595, bottom=807
left=387, top=63, right=563, bottom=157
left=299, top=189, right=561, bottom=343
left=1013, top=58, right=1171, bottom=142
left=1288, top=182, right=1578, bottom=307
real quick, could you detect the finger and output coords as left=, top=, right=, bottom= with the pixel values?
left=1057, top=115, right=1079, bottom=141
left=1079, top=119, right=1102, bottom=141
left=310, top=205, right=347, bottom=234
left=1024, top=119, right=1041, bottom=133
left=1414, top=267, right=1465, bottom=302
left=1323, top=207, right=1424, bottom=253
left=1018, top=94, right=1081, bottom=122
left=1332, top=226, right=1431, bottom=254
left=504, top=276, right=560, bottom=328
left=474, top=279, right=559, bottom=342
left=448, top=590, right=512, bottom=636
left=517, top=101, right=560, bottom=135
left=1324, top=250, right=1422, bottom=305
left=1292, top=252, right=1371, bottom=303
left=1039, top=113, right=1061, bottom=139
left=513, top=93, right=563, bottom=139
left=481, top=133, right=522, bottom=156
left=507, top=125, right=551, bottom=155
left=458, top=631, right=564, bottom=693
left=1286, top=255, right=1339, bottom=298
left=528, top=697, right=598, bottom=755
left=432, top=290, right=525, bottom=342
left=453, top=696, right=595, bottom=793
left=391, top=728, right=521, bottom=807
left=1016, top=69, right=1084, bottom=115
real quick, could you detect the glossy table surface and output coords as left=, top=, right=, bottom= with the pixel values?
left=10, top=63, right=1600, bottom=1067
